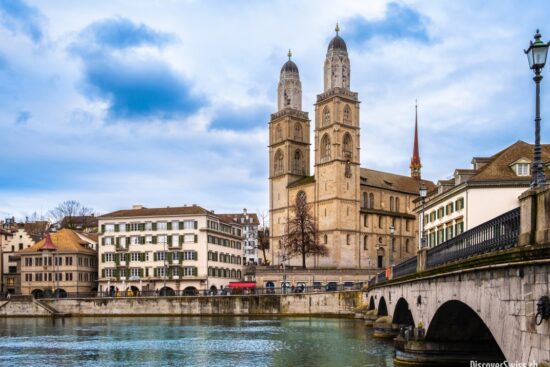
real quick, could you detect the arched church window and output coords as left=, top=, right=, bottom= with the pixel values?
left=275, top=125, right=282, bottom=142
left=405, top=239, right=410, bottom=253
left=346, top=234, right=351, bottom=246
left=390, top=197, right=395, bottom=211
left=294, top=123, right=303, bottom=141
left=321, top=134, right=331, bottom=161
left=343, top=105, right=351, bottom=124
left=324, top=234, right=328, bottom=244
left=296, top=191, right=307, bottom=207
left=274, top=150, right=284, bottom=175
left=362, top=192, right=367, bottom=208
left=323, top=107, right=331, bottom=127
left=293, top=150, right=303, bottom=175
left=363, top=235, right=368, bottom=251
left=395, top=197, right=400, bottom=212
left=343, top=133, right=352, bottom=159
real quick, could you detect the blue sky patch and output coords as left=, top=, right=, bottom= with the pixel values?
left=345, top=2, right=429, bottom=46
left=0, top=0, right=44, bottom=42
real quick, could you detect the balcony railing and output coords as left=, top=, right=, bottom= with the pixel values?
left=393, top=256, right=417, bottom=278
left=426, top=208, right=520, bottom=269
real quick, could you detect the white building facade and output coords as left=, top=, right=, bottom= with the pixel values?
left=97, top=205, right=244, bottom=295
left=415, top=141, right=549, bottom=249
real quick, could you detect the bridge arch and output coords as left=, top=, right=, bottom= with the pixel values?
left=377, top=296, right=388, bottom=317
left=368, top=296, right=376, bottom=310
left=392, top=297, right=414, bottom=327
left=426, top=300, right=505, bottom=362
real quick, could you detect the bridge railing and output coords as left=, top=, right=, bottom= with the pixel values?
left=426, top=207, right=520, bottom=269
left=393, top=255, right=418, bottom=278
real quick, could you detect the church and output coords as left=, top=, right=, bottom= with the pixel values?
left=267, top=25, right=435, bottom=270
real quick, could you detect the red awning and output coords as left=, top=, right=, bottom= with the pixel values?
left=228, top=282, right=256, bottom=289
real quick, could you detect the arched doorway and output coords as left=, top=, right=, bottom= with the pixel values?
left=43, top=289, right=53, bottom=299
left=183, top=286, right=198, bottom=296
left=392, top=298, right=414, bottom=327
left=209, top=286, right=218, bottom=295
left=159, top=287, right=175, bottom=296
left=54, top=289, right=67, bottom=298
left=377, top=296, right=388, bottom=316
left=31, top=289, right=44, bottom=299
left=265, top=281, right=275, bottom=294
left=126, top=286, right=140, bottom=297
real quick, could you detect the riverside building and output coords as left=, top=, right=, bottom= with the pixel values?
left=97, top=205, right=244, bottom=296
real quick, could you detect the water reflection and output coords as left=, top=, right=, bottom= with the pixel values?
left=0, top=317, right=395, bottom=367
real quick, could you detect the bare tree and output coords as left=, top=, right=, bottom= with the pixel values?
left=49, top=200, right=94, bottom=229
left=257, top=210, right=270, bottom=265
left=284, top=192, right=328, bottom=269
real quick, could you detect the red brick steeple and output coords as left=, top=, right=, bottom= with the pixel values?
left=410, top=101, right=422, bottom=179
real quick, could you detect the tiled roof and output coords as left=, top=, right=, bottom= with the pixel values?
left=467, top=140, right=550, bottom=182
left=20, top=229, right=96, bottom=254
left=218, top=213, right=260, bottom=226
left=98, top=205, right=212, bottom=219
left=360, top=168, right=436, bottom=195
left=60, top=215, right=98, bottom=229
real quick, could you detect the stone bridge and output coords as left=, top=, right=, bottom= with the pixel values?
left=366, top=186, right=550, bottom=366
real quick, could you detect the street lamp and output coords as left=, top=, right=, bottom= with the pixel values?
left=389, top=224, right=395, bottom=267
left=525, top=29, right=550, bottom=188
left=419, top=183, right=428, bottom=249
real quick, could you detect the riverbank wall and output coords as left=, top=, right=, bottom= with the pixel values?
left=0, top=291, right=364, bottom=317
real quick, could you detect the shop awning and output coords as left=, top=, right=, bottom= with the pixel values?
left=228, top=282, right=257, bottom=289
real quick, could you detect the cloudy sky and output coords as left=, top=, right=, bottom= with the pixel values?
left=0, top=0, right=549, bottom=220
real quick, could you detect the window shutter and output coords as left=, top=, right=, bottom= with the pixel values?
left=101, top=237, right=105, bottom=246
left=167, top=236, right=172, bottom=245
left=167, top=222, right=172, bottom=230
left=101, top=224, right=105, bottom=233
left=126, top=237, right=130, bottom=245
left=179, top=222, right=183, bottom=230
left=101, top=254, right=105, bottom=262
left=194, top=221, right=198, bottom=229
left=193, top=251, right=197, bottom=260
left=140, top=253, right=145, bottom=262
left=152, top=236, right=157, bottom=244
left=154, top=268, right=158, bottom=277
left=167, top=252, right=173, bottom=262
left=115, top=224, right=119, bottom=232
left=154, top=252, right=158, bottom=261
left=125, top=253, right=130, bottom=262
left=114, top=268, right=120, bottom=280
left=179, top=252, right=183, bottom=264
left=139, top=268, right=144, bottom=277
left=194, top=235, right=198, bottom=243
left=179, top=235, right=183, bottom=245
left=115, top=237, right=120, bottom=246
left=152, top=223, right=157, bottom=231
left=193, top=267, right=197, bottom=276
left=101, top=269, right=105, bottom=278
left=125, top=268, right=130, bottom=277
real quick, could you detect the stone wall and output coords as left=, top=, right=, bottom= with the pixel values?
left=0, top=291, right=363, bottom=317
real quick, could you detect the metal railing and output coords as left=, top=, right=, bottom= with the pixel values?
left=393, top=256, right=418, bottom=278
left=426, top=207, right=520, bottom=269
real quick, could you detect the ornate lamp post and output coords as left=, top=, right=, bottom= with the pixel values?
left=419, top=183, right=428, bottom=249
left=525, top=29, right=550, bottom=188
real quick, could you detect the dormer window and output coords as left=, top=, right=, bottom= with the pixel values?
left=515, top=163, right=530, bottom=176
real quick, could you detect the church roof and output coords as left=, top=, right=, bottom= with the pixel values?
left=281, top=60, right=299, bottom=74
left=328, top=34, right=347, bottom=52
left=360, top=168, right=436, bottom=195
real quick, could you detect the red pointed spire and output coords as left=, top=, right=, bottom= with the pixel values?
left=410, top=101, right=422, bottom=179
left=39, top=233, right=57, bottom=251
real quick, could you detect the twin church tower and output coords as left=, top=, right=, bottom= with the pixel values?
left=268, top=26, right=423, bottom=269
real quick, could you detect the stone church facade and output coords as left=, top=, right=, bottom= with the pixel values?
left=267, top=27, right=435, bottom=270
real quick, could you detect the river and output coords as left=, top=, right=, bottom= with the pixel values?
left=0, top=317, right=395, bottom=367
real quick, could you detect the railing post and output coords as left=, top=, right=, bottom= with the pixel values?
left=416, top=248, right=428, bottom=272
left=519, top=186, right=550, bottom=246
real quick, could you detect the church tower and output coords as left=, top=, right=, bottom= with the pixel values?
left=269, top=51, right=311, bottom=259
left=410, top=102, right=422, bottom=179
left=314, top=24, right=361, bottom=268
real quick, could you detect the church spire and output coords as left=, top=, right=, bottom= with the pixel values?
left=410, top=100, right=422, bottom=179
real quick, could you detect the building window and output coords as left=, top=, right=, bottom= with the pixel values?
left=405, top=239, right=410, bottom=253
left=362, top=192, right=367, bottom=208
left=324, top=234, right=328, bottom=244
left=157, top=252, right=166, bottom=261
left=323, top=106, right=330, bottom=127
left=389, top=196, right=395, bottom=211
left=293, top=150, right=303, bottom=175
left=378, top=216, right=383, bottom=228
left=294, top=123, right=303, bottom=141
left=446, top=202, right=454, bottom=215
left=343, top=104, right=351, bottom=124
left=364, top=214, right=368, bottom=227
left=342, top=133, right=352, bottom=159
left=184, top=234, right=195, bottom=243
left=130, top=253, right=140, bottom=262
left=516, top=163, right=530, bottom=176
left=130, top=268, right=140, bottom=278
left=346, top=234, right=351, bottom=246
left=455, top=221, right=464, bottom=235
left=456, top=197, right=465, bottom=210
left=405, top=219, right=410, bottom=232
left=363, top=236, right=368, bottom=251
left=321, top=134, right=331, bottom=161
left=368, top=193, right=374, bottom=209
left=395, top=197, right=400, bottom=212
left=157, top=222, right=167, bottom=230
left=274, top=149, right=284, bottom=175
left=105, top=224, right=115, bottom=232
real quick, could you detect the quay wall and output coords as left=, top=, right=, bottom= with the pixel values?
left=0, top=291, right=364, bottom=317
